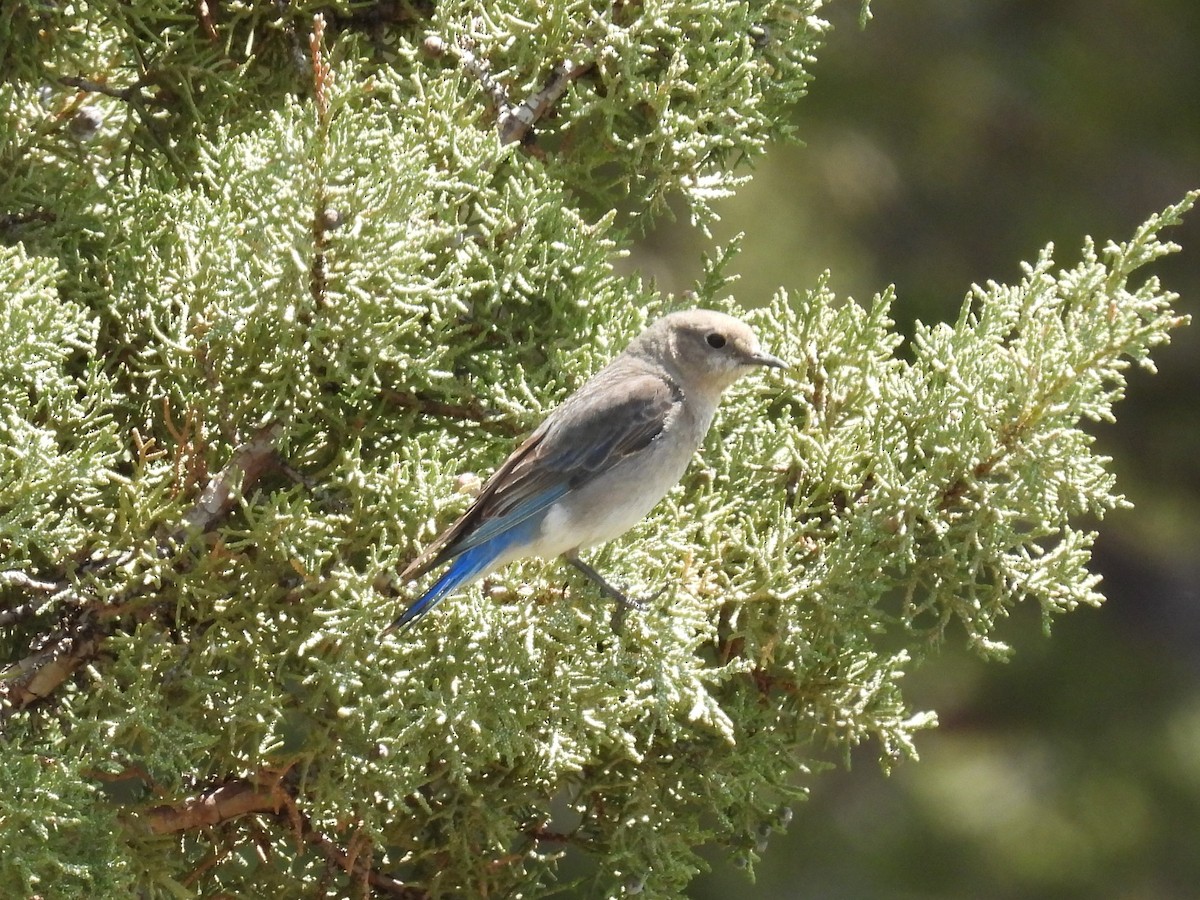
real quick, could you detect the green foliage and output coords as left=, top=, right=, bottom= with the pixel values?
left=3, top=0, right=827, bottom=221
left=0, top=244, right=121, bottom=569
left=0, top=743, right=135, bottom=896
left=0, top=0, right=1190, bottom=896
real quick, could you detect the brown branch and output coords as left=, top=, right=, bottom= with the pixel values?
left=522, top=826, right=579, bottom=844
left=173, top=424, right=284, bottom=539
left=0, top=572, right=59, bottom=626
left=58, top=75, right=136, bottom=100
left=0, top=629, right=104, bottom=711
left=297, top=815, right=420, bottom=898
left=497, top=57, right=594, bottom=147
left=58, top=75, right=167, bottom=107
left=309, top=15, right=332, bottom=127
left=143, top=774, right=423, bottom=898
left=146, top=779, right=288, bottom=834
left=196, top=0, right=219, bottom=42
left=163, top=396, right=208, bottom=500
left=0, top=555, right=128, bottom=628
left=381, top=389, right=524, bottom=435
left=308, top=14, right=334, bottom=309
left=452, top=36, right=593, bottom=147
left=0, top=208, right=56, bottom=236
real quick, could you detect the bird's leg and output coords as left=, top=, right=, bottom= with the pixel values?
left=565, top=552, right=640, bottom=607
left=563, top=551, right=664, bottom=633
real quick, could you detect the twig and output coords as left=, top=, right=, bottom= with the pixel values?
left=0, top=602, right=51, bottom=628
left=58, top=75, right=167, bottom=108
left=497, top=56, right=594, bottom=146
left=0, top=209, right=56, bottom=235
left=145, top=778, right=288, bottom=834
left=308, top=14, right=335, bottom=308
left=196, top=0, right=219, bottom=43
left=0, top=630, right=105, bottom=710
left=163, top=396, right=208, bottom=499
left=296, top=813, right=418, bottom=898
left=0, top=571, right=57, bottom=593
left=453, top=38, right=593, bottom=146
left=173, top=424, right=284, bottom=539
left=522, top=826, right=580, bottom=844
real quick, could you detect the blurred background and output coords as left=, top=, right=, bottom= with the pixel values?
left=628, top=1, right=1200, bottom=897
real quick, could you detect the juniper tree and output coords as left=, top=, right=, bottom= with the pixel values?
left=0, top=0, right=1193, bottom=897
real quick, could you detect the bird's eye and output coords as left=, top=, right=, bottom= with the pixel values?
left=706, top=332, right=726, bottom=349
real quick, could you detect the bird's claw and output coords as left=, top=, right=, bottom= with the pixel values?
left=563, top=552, right=664, bottom=634
left=609, top=585, right=665, bottom=634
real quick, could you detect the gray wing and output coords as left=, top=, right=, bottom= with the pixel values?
left=401, top=369, right=682, bottom=580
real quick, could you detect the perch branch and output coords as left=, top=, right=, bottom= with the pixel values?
left=146, top=779, right=288, bottom=834
left=0, top=630, right=105, bottom=710
left=381, top=389, right=525, bottom=435
left=58, top=74, right=167, bottom=107
left=173, top=424, right=284, bottom=539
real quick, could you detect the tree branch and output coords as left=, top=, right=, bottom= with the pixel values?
left=172, top=424, right=284, bottom=539
left=453, top=36, right=594, bottom=147
left=380, top=389, right=524, bottom=435
left=1, top=425, right=285, bottom=714
left=0, top=630, right=105, bottom=710
left=143, top=773, right=423, bottom=898
left=297, top=814, right=421, bottom=898
left=58, top=74, right=168, bottom=107
left=0, top=572, right=60, bottom=626
left=146, top=779, right=287, bottom=834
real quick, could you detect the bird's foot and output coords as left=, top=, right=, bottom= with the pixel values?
left=609, top=585, right=665, bottom=634
left=564, top=552, right=663, bottom=633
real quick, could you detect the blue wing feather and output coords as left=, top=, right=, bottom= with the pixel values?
left=388, top=523, right=534, bottom=631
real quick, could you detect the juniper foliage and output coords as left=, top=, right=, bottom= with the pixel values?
left=0, top=0, right=1192, bottom=896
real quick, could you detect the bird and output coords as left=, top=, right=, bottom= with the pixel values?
left=388, top=309, right=787, bottom=632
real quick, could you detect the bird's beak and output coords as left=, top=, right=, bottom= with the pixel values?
left=748, top=349, right=789, bottom=369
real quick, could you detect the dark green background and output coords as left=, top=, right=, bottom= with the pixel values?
left=634, top=1, right=1200, bottom=896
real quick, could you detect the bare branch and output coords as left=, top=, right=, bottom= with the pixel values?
left=452, top=37, right=593, bottom=146
left=308, top=15, right=336, bottom=309
left=0, top=571, right=57, bottom=592
left=58, top=75, right=167, bottom=107
left=174, top=424, right=284, bottom=539
left=196, top=0, right=219, bottom=43
left=0, top=209, right=57, bottom=235
left=0, top=629, right=104, bottom=711
left=0, top=571, right=60, bottom=626
left=142, top=775, right=423, bottom=898
left=498, top=57, right=593, bottom=146
left=381, top=389, right=523, bottom=435
left=299, top=817, right=420, bottom=898
left=146, top=779, right=287, bottom=834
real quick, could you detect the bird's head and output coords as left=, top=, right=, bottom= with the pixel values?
left=648, top=309, right=788, bottom=393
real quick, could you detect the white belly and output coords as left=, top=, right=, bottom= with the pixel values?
left=525, top=412, right=711, bottom=558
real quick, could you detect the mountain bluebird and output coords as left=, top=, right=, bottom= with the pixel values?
left=389, top=309, right=787, bottom=631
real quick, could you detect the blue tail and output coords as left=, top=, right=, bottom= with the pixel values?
left=388, top=536, right=515, bottom=632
